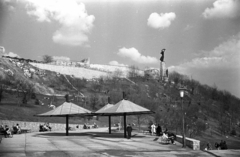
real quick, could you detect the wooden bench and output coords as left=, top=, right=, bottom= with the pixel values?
left=176, top=135, right=200, bottom=150
left=0, top=132, right=4, bottom=143
left=142, top=130, right=151, bottom=135
left=0, top=131, right=12, bottom=138
left=159, top=135, right=171, bottom=144
left=21, top=128, right=31, bottom=133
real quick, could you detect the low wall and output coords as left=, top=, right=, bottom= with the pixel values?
left=0, top=120, right=84, bottom=132
left=176, top=135, right=200, bottom=150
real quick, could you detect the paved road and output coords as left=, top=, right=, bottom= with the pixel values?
left=0, top=128, right=239, bottom=157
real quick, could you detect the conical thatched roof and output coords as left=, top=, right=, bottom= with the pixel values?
left=95, top=103, right=114, bottom=113
left=94, top=99, right=154, bottom=116
left=36, top=102, right=92, bottom=117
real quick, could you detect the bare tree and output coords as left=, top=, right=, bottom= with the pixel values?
left=90, top=94, right=100, bottom=111
left=42, top=55, right=53, bottom=63
left=0, top=84, right=4, bottom=103
left=21, top=82, right=35, bottom=105
left=112, top=69, right=123, bottom=78
left=128, top=65, right=140, bottom=78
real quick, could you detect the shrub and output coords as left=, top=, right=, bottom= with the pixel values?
left=230, top=129, right=237, bottom=136
left=31, top=93, right=36, bottom=99
left=35, top=98, right=40, bottom=105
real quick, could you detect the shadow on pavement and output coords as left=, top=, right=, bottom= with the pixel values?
left=34, top=132, right=90, bottom=137
left=89, top=132, right=146, bottom=139
left=33, top=131, right=146, bottom=139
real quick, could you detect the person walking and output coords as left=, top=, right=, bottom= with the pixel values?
left=156, top=124, right=162, bottom=136
left=126, top=124, right=132, bottom=139
left=151, top=123, right=156, bottom=136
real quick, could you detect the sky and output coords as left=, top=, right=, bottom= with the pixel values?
left=0, top=0, right=240, bottom=98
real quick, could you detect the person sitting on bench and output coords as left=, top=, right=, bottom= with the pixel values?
left=4, top=125, right=12, bottom=138
left=45, top=123, right=51, bottom=131
left=39, top=124, right=49, bottom=132
left=164, top=129, right=176, bottom=144
left=13, top=124, right=21, bottom=134
left=0, top=125, right=5, bottom=134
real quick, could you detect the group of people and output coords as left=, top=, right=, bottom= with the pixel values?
left=0, top=124, right=21, bottom=138
left=150, top=123, right=163, bottom=136
left=150, top=123, right=176, bottom=144
left=83, top=123, right=91, bottom=129
left=0, top=125, right=12, bottom=138
left=204, top=140, right=228, bottom=150
left=39, top=123, right=51, bottom=132
left=162, top=129, right=177, bottom=144
left=83, top=123, right=98, bottom=129
left=215, top=140, right=228, bottom=150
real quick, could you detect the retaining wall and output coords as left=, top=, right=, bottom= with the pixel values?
left=0, top=120, right=83, bottom=132
left=176, top=135, right=200, bottom=150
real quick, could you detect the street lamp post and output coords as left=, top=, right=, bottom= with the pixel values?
left=179, top=87, right=186, bottom=148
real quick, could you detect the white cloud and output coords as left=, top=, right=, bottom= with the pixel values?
left=117, top=47, right=158, bottom=64
left=169, top=32, right=240, bottom=97
left=24, top=0, right=95, bottom=46
left=109, top=61, right=128, bottom=67
left=203, top=0, right=240, bottom=19
left=3, top=52, right=20, bottom=58
left=147, top=12, right=176, bottom=29
left=170, top=32, right=240, bottom=71
left=52, top=56, right=71, bottom=61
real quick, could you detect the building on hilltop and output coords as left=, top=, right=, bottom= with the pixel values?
left=144, top=68, right=160, bottom=79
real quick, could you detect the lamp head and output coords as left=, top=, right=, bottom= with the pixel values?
left=179, top=87, right=186, bottom=98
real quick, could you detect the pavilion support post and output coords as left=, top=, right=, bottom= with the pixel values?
left=109, top=115, right=111, bottom=134
left=124, top=113, right=126, bottom=138
left=66, top=115, right=69, bottom=136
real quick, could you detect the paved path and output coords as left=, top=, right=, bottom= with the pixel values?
left=0, top=128, right=239, bottom=157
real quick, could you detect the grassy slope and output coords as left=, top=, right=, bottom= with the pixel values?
left=0, top=91, right=114, bottom=126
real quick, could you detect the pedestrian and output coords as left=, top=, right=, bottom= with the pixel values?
left=215, top=142, right=220, bottom=150
left=156, top=124, right=162, bottom=136
left=221, top=141, right=228, bottom=150
left=219, top=140, right=224, bottom=149
left=204, top=143, right=212, bottom=150
left=126, top=124, right=132, bottom=139
left=151, top=123, right=156, bottom=136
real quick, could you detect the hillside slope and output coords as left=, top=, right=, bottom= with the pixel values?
left=0, top=57, right=240, bottom=150
left=0, top=58, right=55, bottom=94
